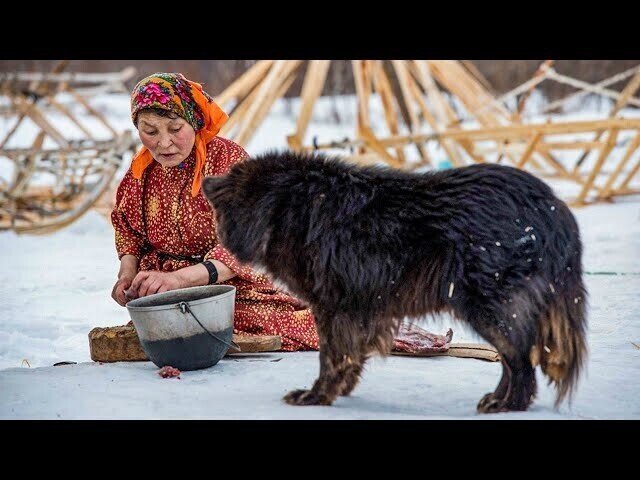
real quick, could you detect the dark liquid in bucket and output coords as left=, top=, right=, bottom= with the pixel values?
left=141, top=327, right=234, bottom=371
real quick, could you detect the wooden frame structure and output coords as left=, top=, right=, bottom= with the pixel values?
left=3, top=60, right=637, bottom=235
left=214, top=60, right=640, bottom=206
left=0, top=62, right=138, bottom=234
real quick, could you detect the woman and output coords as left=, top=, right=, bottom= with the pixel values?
left=110, top=72, right=319, bottom=351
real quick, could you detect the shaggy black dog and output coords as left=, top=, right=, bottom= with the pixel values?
left=203, top=150, right=587, bottom=413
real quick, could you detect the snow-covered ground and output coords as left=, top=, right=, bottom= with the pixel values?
left=1, top=91, right=639, bottom=419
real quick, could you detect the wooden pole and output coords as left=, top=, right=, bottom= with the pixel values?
left=234, top=60, right=301, bottom=146
left=617, top=156, right=640, bottom=192
left=599, top=132, right=640, bottom=198
left=11, top=96, right=69, bottom=147
left=404, top=73, right=461, bottom=166
left=214, top=60, right=274, bottom=107
left=46, top=95, right=96, bottom=140
left=238, top=66, right=299, bottom=147
left=516, top=60, right=554, bottom=118
left=403, top=76, right=438, bottom=166
left=545, top=68, right=640, bottom=108
left=9, top=131, right=46, bottom=195
left=461, top=61, right=497, bottom=96
left=371, top=60, right=405, bottom=163
left=218, top=82, right=263, bottom=137
left=352, top=60, right=371, bottom=130
left=544, top=65, right=640, bottom=113
left=575, top=128, right=620, bottom=204
left=352, top=60, right=376, bottom=156
left=304, top=119, right=640, bottom=150
left=1, top=61, right=68, bottom=149
left=65, top=86, right=118, bottom=137
left=516, top=132, right=543, bottom=169
left=411, top=61, right=463, bottom=166
left=359, top=125, right=403, bottom=168
left=572, top=70, right=640, bottom=174
left=287, top=60, right=330, bottom=150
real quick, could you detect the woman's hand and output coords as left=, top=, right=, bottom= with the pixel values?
left=112, top=274, right=136, bottom=306
left=129, top=271, right=185, bottom=298
left=112, top=255, right=139, bottom=306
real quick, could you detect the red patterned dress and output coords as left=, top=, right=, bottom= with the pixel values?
left=111, top=136, right=319, bottom=351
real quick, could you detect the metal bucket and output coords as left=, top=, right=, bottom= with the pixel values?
left=126, top=285, right=237, bottom=371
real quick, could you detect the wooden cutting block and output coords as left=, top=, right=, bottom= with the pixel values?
left=88, top=324, right=282, bottom=363
left=89, top=325, right=148, bottom=362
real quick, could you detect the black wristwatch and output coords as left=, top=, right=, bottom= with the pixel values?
left=202, top=260, right=219, bottom=285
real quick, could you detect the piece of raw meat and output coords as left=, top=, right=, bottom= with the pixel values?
left=158, top=366, right=181, bottom=379
left=392, top=324, right=454, bottom=354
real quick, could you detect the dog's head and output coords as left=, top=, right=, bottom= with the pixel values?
left=203, top=151, right=310, bottom=265
left=203, top=162, right=273, bottom=265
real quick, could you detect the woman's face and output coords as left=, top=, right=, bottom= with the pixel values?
left=137, top=111, right=196, bottom=167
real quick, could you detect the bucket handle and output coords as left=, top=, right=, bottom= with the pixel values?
left=178, top=302, right=241, bottom=353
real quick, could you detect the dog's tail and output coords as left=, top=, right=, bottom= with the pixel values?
left=530, top=275, right=588, bottom=408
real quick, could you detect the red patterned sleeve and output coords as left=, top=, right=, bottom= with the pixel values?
left=111, top=169, right=147, bottom=260
left=203, top=138, right=271, bottom=285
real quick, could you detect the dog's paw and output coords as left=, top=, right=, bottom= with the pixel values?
left=477, top=392, right=508, bottom=414
left=283, top=389, right=332, bottom=406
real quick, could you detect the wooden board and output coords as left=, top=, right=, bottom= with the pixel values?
left=88, top=324, right=281, bottom=363
left=391, top=343, right=500, bottom=362
left=228, top=334, right=281, bottom=354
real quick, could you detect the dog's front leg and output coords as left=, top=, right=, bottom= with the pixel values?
left=283, top=345, right=346, bottom=406
left=284, top=314, right=358, bottom=406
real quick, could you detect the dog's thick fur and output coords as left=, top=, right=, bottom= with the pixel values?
left=203, top=150, right=587, bottom=413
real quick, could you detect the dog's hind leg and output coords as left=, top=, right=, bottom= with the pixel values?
left=283, top=313, right=367, bottom=406
left=486, top=357, right=536, bottom=413
left=467, top=308, right=537, bottom=413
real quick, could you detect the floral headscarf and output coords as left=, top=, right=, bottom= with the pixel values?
left=130, top=73, right=228, bottom=197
